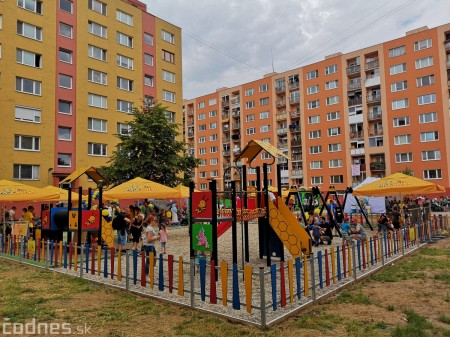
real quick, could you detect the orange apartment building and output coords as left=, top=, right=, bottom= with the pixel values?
left=184, top=23, right=450, bottom=192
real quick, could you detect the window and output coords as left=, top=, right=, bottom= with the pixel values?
left=16, top=49, right=42, bottom=68
left=59, top=49, right=72, bottom=63
left=307, top=85, right=319, bottom=95
left=423, top=169, right=441, bottom=180
left=88, top=45, right=107, bottom=61
left=60, top=0, right=72, bottom=13
left=88, top=118, right=107, bottom=132
left=198, top=148, right=206, bottom=155
left=116, top=10, right=133, bottom=26
left=308, top=115, right=320, bottom=124
left=310, top=161, right=322, bottom=169
left=311, top=176, right=323, bottom=185
left=415, top=56, right=433, bottom=69
left=389, top=45, right=405, bottom=57
left=209, top=122, right=217, bottom=129
left=116, top=54, right=133, bottom=69
left=419, top=112, right=437, bottom=124
left=58, top=74, right=72, bottom=89
left=260, top=111, right=269, bottom=119
left=210, top=134, right=218, bottom=141
left=162, top=90, right=175, bottom=103
left=88, top=93, right=107, bottom=108
left=422, top=150, right=440, bottom=161
left=325, top=64, right=337, bottom=75
left=326, top=96, right=339, bottom=106
left=329, top=159, right=343, bottom=168
left=392, top=98, right=408, bottom=110
left=59, top=22, right=73, bottom=38
left=418, top=93, right=436, bottom=105
left=330, top=175, right=343, bottom=184
left=88, top=69, right=107, bottom=85
left=88, top=21, right=107, bottom=38
left=259, top=97, right=269, bottom=106
left=13, top=164, right=39, bottom=180
left=395, top=153, right=412, bottom=163
left=310, top=145, right=322, bottom=154
left=246, top=114, right=255, bottom=122
left=210, top=170, right=219, bottom=178
left=259, top=84, right=269, bottom=92
left=391, top=80, right=407, bottom=92
left=117, top=77, right=133, bottom=91
left=162, top=70, right=175, bottom=83
left=16, top=77, right=41, bottom=95
left=420, top=131, right=438, bottom=142
left=245, top=101, right=255, bottom=109
left=306, top=70, right=318, bottom=80
left=18, top=0, right=42, bottom=14
left=328, top=127, right=341, bottom=136
left=245, top=88, right=254, bottom=96
left=327, top=111, right=340, bottom=121
left=161, top=29, right=175, bottom=43
left=198, top=124, right=206, bottom=131
left=328, top=143, right=341, bottom=152
left=414, top=38, right=432, bottom=51
left=309, top=130, right=321, bottom=139
left=394, top=134, right=411, bottom=145
left=117, top=123, right=131, bottom=135
left=144, top=33, right=153, bottom=45
left=88, top=0, right=106, bottom=15
left=117, top=32, right=133, bottom=48
left=393, top=116, right=410, bottom=127
left=307, top=100, right=320, bottom=109
left=209, top=110, right=217, bottom=117
left=198, top=113, right=205, bottom=120
left=390, top=63, right=406, bottom=75
left=144, top=75, right=154, bottom=87
left=261, top=152, right=272, bottom=160
left=199, top=171, right=206, bottom=178
left=57, top=153, right=71, bottom=167
left=88, top=142, right=107, bottom=156
left=416, top=74, right=435, bottom=87
left=246, top=127, right=256, bottom=135
left=0, top=15, right=2, bottom=30
left=144, top=53, right=153, bottom=66
left=199, top=136, right=206, bottom=144
left=17, top=21, right=42, bottom=41
left=325, top=80, right=338, bottom=90
left=210, top=146, right=218, bottom=153
left=117, top=100, right=133, bottom=113
left=260, top=125, right=270, bottom=133
left=162, top=50, right=174, bottom=63
left=14, top=135, right=40, bottom=151
left=58, top=100, right=72, bottom=115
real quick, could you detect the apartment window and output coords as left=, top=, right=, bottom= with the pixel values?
left=18, top=0, right=42, bottom=14
left=328, top=143, right=341, bottom=152
left=117, top=77, right=133, bottom=91
left=257, top=111, right=268, bottom=120
left=198, top=125, right=206, bottom=131
left=245, top=88, right=254, bottom=96
left=57, top=126, right=72, bottom=141
left=209, top=110, right=217, bottom=117
left=246, top=114, right=255, bottom=122
left=210, top=134, right=218, bottom=141
left=144, top=53, right=153, bottom=66
left=210, top=146, right=218, bottom=154
left=392, top=98, right=408, bottom=110
left=329, top=159, right=343, bottom=168
left=116, top=54, right=133, bottom=69
left=117, top=100, right=133, bottom=113
left=416, top=74, right=435, bottom=87
left=88, top=117, right=107, bottom=132
left=88, top=142, right=107, bottom=156
left=259, top=84, right=269, bottom=92
left=210, top=170, right=219, bottom=178
left=59, top=22, right=73, bottom=38
left=16, top=49, right=42, bottom=68
left=309, top=130, right=321, bottom=139
left=307, top=100, right=320, bottom=109
left=162, top=50, right=175, bottom=63
left=245, top=101, right=255, bottom=109
left=326, top=95, right=339, bottom=106
left=260, top=125, right=270, bottom=133
left=199, top=171, right=206, bottom=178
left=311, top=176, right=323, bottom=185
left=395, top=152, right=412, bottom=163
left=17, top=21, right=42, bottom=41
left=88, top=0, right=107, bottom=15
left=310, top=161, right=322, bottom=169
left=307, top=85, right=319, bottom=95
left=330, top=175, right=343, bottom=184
left=162, top=70, right=175, bottom=83
left=116, top=10, right=133, bottom=26
left=88, top=93, right=107, bottom=108
left=391, top=80, right=407, bottom=92
left=389, top=45, right=405, bottom=57
left=16, top=77, right=41, bottom=95
left=310, top=145, right=322, bottom=154
left=328, top=127, right=341, bottom=136
left=308, top=115, right=320, bottom=124
left=117, top=123, right=131, bottom=135
left=306, top=70, right=318, bottom=80
left=199, top=183, right=208, bottom=190
left=161, top=30, right=175, bottom=43
left=209, top=122, right=217, bottom=129
left=418, top=93, right=436, bottom=105
left=422, top=150, right=440, bottom=161
left=88, top=45, right=107, bottom=61
left=325, top=80, right=338, bottom=90
left=60, top=0, right=72, bottom=13
left=59, top=49, right=72, bottom=63
left=419, top=112, right=437, bottom=124
left=246, top=127, right=256, bottom=135
left=88, top=21, right=107, bottom=38
left=261, top=152, right=272, bottom=160
left=199, top=136, right=206, bottom=144
left=423, top=169, right=441, bottom=180
left=144, top=33, right=153, bottom=45
left=414, top=38, right=432, bottom=51
left=14, top=135, right=40, bottom=151
left=58, top=74, right=72, bottom=89
left=260, top=97, right=269, bottom=106
left=58, top=100, right=72, bottom=115
left=162, top=90, right=175, bottom=103
left=415, top=56, right=433, bottom=69
left=390, top=63, right=406, bottom=75
left=198, top=113, right=205, bottom=120
left=392, top=116, right=409, bottom=127
left=420, top=131, right=438, bottom=142
left=165, top=111, right=176, bottom=123
left=327, top=111, right=340, bottom=121
left=325, top=64, right=337, bottom=75
left=117, top=32, right=133, bottom=48
left=88, top=69, right=107, bottom=85
left=394, top=134, right=411, bottom=145
left=13, top=164, right=39, bottom=180
left=144, top=75, right=154, bottom=87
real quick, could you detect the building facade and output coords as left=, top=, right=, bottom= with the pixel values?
left=0, top=0, right=182, bottom=188
left=184, top=24, right=450, bottom=192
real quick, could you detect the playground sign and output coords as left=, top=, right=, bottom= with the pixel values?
left=68, top=210, right=100, bottom=231
left=12, top=221, right=29, bottom=238
left=41, top=210, right=50, bottom=229
left=192, top=192, right=213, bottom=219
left=192, top=223, right=212, bottom=252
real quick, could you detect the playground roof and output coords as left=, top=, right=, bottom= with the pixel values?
left=59, top=166, right=108, bottom=186
left=234, top=140, right=289, bottom=164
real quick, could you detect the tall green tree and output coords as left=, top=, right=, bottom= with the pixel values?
left=100, top=102, right=199, bottom=187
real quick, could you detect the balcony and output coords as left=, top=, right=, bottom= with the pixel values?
left=368, top=129, right=383, bottom=136
left=289, top=82, right=300, bottom=90
left=346, top=65, right=361, bottom=76
left=368, top=111, right=382, bottom=120
left=187, top=132, right=194, bottom=138
left=447, top=60, right=450, bottom=69
left=291, top=169, right=303, bottom=178
left=223, top=136, right=230, bottom=143
left=367, top=95, right=381, bottom=104
left=276, top=99, right=286, bottom=107
left=291, top=140, right=301, bottom=147
left=187, top=109, right=194, bottom=116
left=277, top=142, right=288, bottom=149
left=222, top=112, right=230, bottom=119
left=365, top=75, right=381, bottom=87
left=365, top=60, right=379, bottom=70
left=290, top=110, right=300, bottom=119
left=232, top=147, right=241, bottom=154
left=348, top=81, right=361, bottom=91
left=231, top=97, right=240, bottom=107
left=224, top=173, right=231, bottom=180
left=223, top=150, right=230, bottom=157
left=232, top=123, right=240, bottom=130
left=348, top=97, right=362, bottom=106
left=276, top=112, right=287, bottom=120
left=275, top=85, right=286, bottom=93
left=445, top=40, right=450, bottom=50
left=370, top=162, right=386, bottom=171
left=350, top=147, right=365, bottom=156
left=276, top=128, right=287, bottom=135
left=291, top=155, right=302, bottom=162
left=187, top=121, right=194, bottom=127
left=222, top=100, right=229, bottom=107
left=289, top=97, right=300, bottom=105
left=278, top=157, right=288, bottom=164
left=350, top=130, right=364, bottom=140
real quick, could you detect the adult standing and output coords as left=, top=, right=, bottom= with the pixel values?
left=129, top=206, right=143, bottom=251
left=113, top=209, right=130, bottom=252
left=170, top=202, right=179, bottom=227
left=142, top=221, right=159, bottom=275
left=8, top=206, right=17, bottom=221
left=391, top=206, right=401, bottom=230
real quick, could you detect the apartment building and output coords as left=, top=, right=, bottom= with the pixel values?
left=184, top=23, right=450, bottom=192
left=0, top=0, right=182, bottom=188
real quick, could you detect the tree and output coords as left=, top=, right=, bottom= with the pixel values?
left=100, top=102, right=199, bottom=187
left=400, top=167, right=414, bottom=176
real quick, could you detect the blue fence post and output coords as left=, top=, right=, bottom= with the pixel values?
left=369, top=237, right=374, bottom=266
left=270, top=264, right=277, bottom=311
left=317, top=251, right=323, bottom=289
left=295, top=257, right=301, bottom=300
left=85, top=243, right=90, bottom=273
left=158, top=254, right=164, bottom=291
left=357, top=240, right=361, bottom=271
left=132, top=249, right=138, bottom=285
left=50, top=240, right=54, bottom=266
left=199, top=258, right=206, bottom=301
left=23, top=237, right=27, bottom=258
left=63, top=242, right=68, bottom=269
left=383, top=233, right=388, bottom=260
left=103, top=247, right=108, bottom=278
left=232, top=263, right=241, bottom=310
left=336, top=246, right=341, bottom=281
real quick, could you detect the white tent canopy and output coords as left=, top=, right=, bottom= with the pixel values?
left=344, top=177, right=386, bottom=214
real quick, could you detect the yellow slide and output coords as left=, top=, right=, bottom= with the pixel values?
left=268, top=197, right=312, bottom=256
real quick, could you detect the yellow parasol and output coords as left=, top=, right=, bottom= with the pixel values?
left=175, top=184, right=192, bottom=198
left=0, top=179, right=60, bottom=202
left=268, top=186, right=290, bottom=198
left=43, top=185, right=82, bottom=202
left=102, top=177, right=183, bottom=200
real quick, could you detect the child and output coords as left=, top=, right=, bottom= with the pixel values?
left=312, top=222, right=321, bottom=247
left=158, top=223, right=168, bottom=254
left=341, top=216, right=351, bottom=245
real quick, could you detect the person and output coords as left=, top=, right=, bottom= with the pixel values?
left=113, top=209, right=130, bottom=252
left=319, top=216, right=333, bottom=245
left=158, top=223, right=168, bottom=254
left=341, top=216, right=351, bottom=245
left=158, top=208, right=168, bottom=227
left=142, top=221, right=159, bottom=275
left=312, top=221, right=321, bottom=247
left=170, top=202, right=179, bottom=227
left=129, top=206, right=143, bottom=251
left=19, top=207, right=27, bottom=221
left=349, top=217, right=367, bottom=242
left=8, top=206, right=17, bottom=221
left=391, top=206, right=401, bottom=230
left=375, top=213, right=390, bottom=236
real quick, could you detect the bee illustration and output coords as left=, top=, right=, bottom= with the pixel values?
left=84, top=215, right=96, bottom=227
left=195, top=195, right=208, bottom=214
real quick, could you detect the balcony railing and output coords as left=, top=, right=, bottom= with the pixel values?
left=232, top=148, right=241, bottom=154
left=222, top=100, right=229, bottom=107
left=290, top=110, right=300, bottom=119
left=370, top=162, right=386, bottom=171
left=232, top=123, right=240, bottom=130
left=291, top=169, right=303, bottom=178
left=350, top=147, right=365, bottom=156
left=348, top=97, right=362, bottom=106
left=291, top=155, right=302, bottom=162
left=367, top=95, right=381, bottom=104
left=346, top=64, right=361, bottom=75
left=224, top=174, right=231, bottom=180
left=289, top=82, right=300, bottom=90
left=187, top=110, right=194, bottom=116
left=365, top=60, right=379, bottom=70
left=350, top=130, right=364, bottom=140
left=276, top=128, right=287, bottom=135
left=444, top=40, right=450, bottom=50
left=223, top=150, right=230, bottom=157
left=291, top=140, right=301, bottom=147
left=187, top=132, right=194, bottom=138
left=276, top=99, right=286, bottom=107
left=276, top=112, right=287, bottom=120
left=369, top=129, right=383, bottom=136
left=289, top=97, right=300, bottom=104
left=348, top=81, right=361, bottom=91
left=222, top=113, right=230, bottom=119
left=187, top=121, right=194, bottom=127
left=275, top=85, right=286, bottom=93
left=277, top=142, right=288, bottom=149
left=367, top=111, right=382, bottom=120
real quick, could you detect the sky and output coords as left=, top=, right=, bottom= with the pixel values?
left=142, top=0, right=450, bottom=100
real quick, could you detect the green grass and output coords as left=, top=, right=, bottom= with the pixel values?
left=293, top=310, right=343, bottom=331
left=391, top=310, right=434, bottom=337
left=419, top=248, right=450, bottom=256
left=434, top=272, right=450, bottom=284
left=439, top=315, right=450, bottom=325
left=334, top=289, right=372, bottom=305
left=345, top=320, right=391, bottom=337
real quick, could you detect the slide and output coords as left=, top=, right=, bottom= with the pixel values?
left=268, top=197, right=312, bottom=256
left=217, top=221, right=232, bottom=238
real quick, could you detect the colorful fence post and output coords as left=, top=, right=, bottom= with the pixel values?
left=220, top=260, right=228, bottom=306
left=351, top=242, right=357, bottom=280
left=132, top=249, right=138, bottom=285
left=117, top=249, right=122, bottom=282
left=244, top=264, right=252, bottom=312
left=303, top=254, right=309, bottom=297
left=178, top=256, right=184, bottom=296
left=110, top=247, right=115, bottom=280
left=158, top=254, right=164, bottom=291
left=369, top=238, right=374, bottom=266
left=141, top=251, right=146, bottom=287
left=232, top=263, right=240, bottom=310
left=337, top=246, right=342, bottom=281
left=325, top=249, right=330, bottom=287
left=168, top=254, right=174, bottom=293
left=356, top=240, right=361, bottom=271
left=97, top=245, right=101, bottom=277
left=280, top=261, right=286, bottom=308
left=74, top=244, right=78, bottom=272
left=295, top=257, right=301, bottom=300
left=330, top=247, right=336, bottom=284
left=287, top=259, right=294, bottom=303
left=361, top=240, right=366, bottom=270
left=199, top=258, right=207, bottom=302
left=210, top=260, right=217, bottom=304
left=259, top=266, right=267, bottom=329
left=125, top=250, right=130, bottom=291
left=63, top=242, right=68, bottom=269
left=103, top=247, right=108, bottom=278
left=309, top=253, right=316, bottom=300
left=270, top=264, right=277, bottom=311
left=317, top=251, right=323, bottom=289
left=85, top=243, right=90, bottom=274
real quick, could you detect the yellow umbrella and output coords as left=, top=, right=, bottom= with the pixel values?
left=103, top=177, right=182, bottom=200
left=268, top=186, right=289, bottom=198
left=353, top=172, right=446, bottom=197
left=42, top=185, right=81, bottom=202
left=0, top=179, right=60, bottom=202
left=175, top=184, right=191, bottom=198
